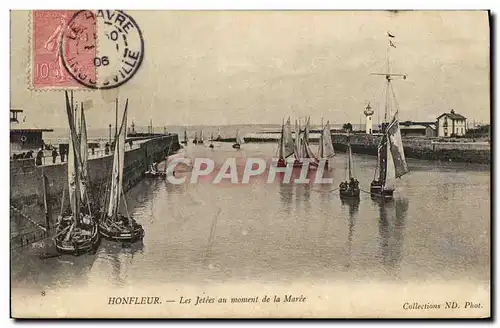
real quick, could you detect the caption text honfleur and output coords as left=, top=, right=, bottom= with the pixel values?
left=108, top=294, right=306, bottom=306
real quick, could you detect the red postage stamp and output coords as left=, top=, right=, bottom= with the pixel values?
left=32, top=10, right=97, bottom=90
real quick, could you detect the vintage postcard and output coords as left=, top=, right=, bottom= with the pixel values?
left=10, top=10, right=490, bottom=318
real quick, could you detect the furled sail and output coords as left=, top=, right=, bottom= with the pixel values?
left=294, top=120, right=302, bottom=159
left=79, top=106, right=88, bottom=199
left=184, top=129, right=188, bottom=142
left=64, top=91, right=82, bottom=218
left=193, top=132, right=198, bottom=142
left=107, top=100, right=128, bottom=218
left=386, top=112, right=409, bottom=178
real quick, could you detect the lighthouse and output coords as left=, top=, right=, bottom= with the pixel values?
left=364, top=102, right=374, bottom=134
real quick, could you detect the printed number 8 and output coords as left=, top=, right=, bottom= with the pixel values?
left=94, top=56, right=109, bottom=67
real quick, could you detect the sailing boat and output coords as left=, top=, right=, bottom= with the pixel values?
left=318, top=120, right=335, bottom=168
left=99, top=99, right=145, bottom=243
left=192, top=131, right=199, bottom=144
left=215, top=128, right=222, bottom=141
left=181, top=129, right=188, bottom=144
left=198, top=130, right=204, bottom=144
left=276, top=117, right=295, bottom=167
left=339, top=133, right=360, bottom=198
left=232, top=129, right=244, bottom=149
left=209, top=132, right=214, bottom=148
left=370, top=34, right=410, bottom=198
left=299, top=117, right=319, bottom=168
left=54, top=91, right=100, bottom=255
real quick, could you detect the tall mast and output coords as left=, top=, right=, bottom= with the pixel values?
left=370, top=32, right=407, bottom=131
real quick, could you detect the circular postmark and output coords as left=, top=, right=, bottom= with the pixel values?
left=60, top=10, right=144, bottom=89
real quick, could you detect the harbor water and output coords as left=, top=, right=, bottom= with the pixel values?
left=11, top=142, right=490, bottom=296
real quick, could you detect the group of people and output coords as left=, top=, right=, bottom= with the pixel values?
left=339, top=178, right=360, bottom=191
left=12, top=147, right=67, bottom=165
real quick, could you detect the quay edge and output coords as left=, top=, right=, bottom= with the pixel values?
left=10, top=135, right=181, bottom=227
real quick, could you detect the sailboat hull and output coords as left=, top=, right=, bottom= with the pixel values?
left=54, top=216, right=101, bottom=256
left=370, top=181, right=394, bottom=198
left=232, top=143, right=241, bottom=149
left=99, top=215, right=144, bottom=243
left=339, top=188, right=360, bottom=199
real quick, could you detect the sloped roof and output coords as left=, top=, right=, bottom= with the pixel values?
left=10, top=122, right=53, bottom=132
left=437, top=111, right=467, bottom=120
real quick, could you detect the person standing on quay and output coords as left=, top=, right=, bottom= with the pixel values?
left=51, top=148, right=58, bottom=164
left=35, top=148, right=44, bottom=166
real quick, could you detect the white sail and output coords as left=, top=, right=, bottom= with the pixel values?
left=320, top=121, right=335, bottom=158
left=283, top=118, right=295, bottom=158
left=200, top=130, right=203, bottom=142
left=107, top=102, right=128, bottom=218
left=79, top=106, right=88, bottom=199
left=348, top=141, right=354, bottom=180
left=387, top=112, right=409, bottom=178
left=237, top=130, right=245, bottom=144
left=301, top=118, right=318, bottom=161
left=383, top=138, right=396, bottom=191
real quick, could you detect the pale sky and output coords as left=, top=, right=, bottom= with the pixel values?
left=11, top=10, right=490, bottom=129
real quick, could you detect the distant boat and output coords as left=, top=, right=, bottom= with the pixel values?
left=370, top=35, right=409, bottom=198
left=299, top=117, right=319, bottom=168
left=232, top=129, right=245, bottom=149
left=99, top=99, right=145, bottom=243
left=339, top=133, right=360, bottom=199
left=181, top=129, right=188, bottom=144
left=318, top=120, right=335, bottom=168
left=54, top=91, right=100, bottom=256
left=215, top=128, right=222, bottom=141
left=198, top=130, right=204, bottom=144
left=209, top=132, right=214, bottom=148
left=276, top=117, right=295, bottom=167
left=291, top=117, right=318, bottom=168
left=192, top=131, right=199, bottom=144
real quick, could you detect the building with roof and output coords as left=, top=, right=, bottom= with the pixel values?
left=398, top=121, right=436, bottom=137
left=399, top=121, right=437, bottom=137
left=10, top=109, right=53, bottom=151
left=436, top=109, right=467, bottom=137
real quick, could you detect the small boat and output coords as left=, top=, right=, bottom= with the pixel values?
left=276, top=118, right=295, bottom=167
left=99, top=99, right=144, bottom=243
left=54, top=91, right=100, bottom=256
left=232, top=129, right=244, bottom=149
left=292, top=117, right=318, bottom=168
left=198, top=130, right=204, bottom=144
left=209, top=132, right=214, bottom=149
left=318, top=119, right=335, bottom=168
left=339, top=133, right=360, bottom=199
left=215, top=128, right=222, bottom=141
left=145, top=163, right=166, bottom=179
left=181, top=129, right=188, bottom=144
left=370, top=35, right=409, bottom=199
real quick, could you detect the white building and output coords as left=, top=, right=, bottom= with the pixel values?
left=436, top=109, right=467, bottom=137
